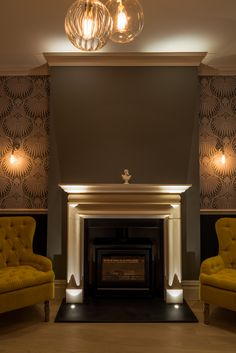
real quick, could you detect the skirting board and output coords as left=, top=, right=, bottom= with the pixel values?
left=55, top=280, right=67, bottom=300
left=54, top=280, right=200, bottom=301
left=182, top=280, right=200, bottom=301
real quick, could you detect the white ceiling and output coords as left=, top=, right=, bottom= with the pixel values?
left=1, top=0, right=236, bottom=73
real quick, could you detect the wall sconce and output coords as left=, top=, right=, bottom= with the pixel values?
left=216, top=139, right=226, bottom=165
left=9, top=138, right=21, bottom=165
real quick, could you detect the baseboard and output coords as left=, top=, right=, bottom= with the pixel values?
left=182, top=280, right=200, bottom=301
left=55, top=280, right=66, bottom=300
left=55, top=280, right=200, bottom=301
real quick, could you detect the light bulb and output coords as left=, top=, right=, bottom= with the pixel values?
left=10, top=153, right=17, bottom=165
left=221, top=153, right=226, bottom=164
left=82, top=16, right=94, bottom=39
left=116, top=2, right=128, bottom=32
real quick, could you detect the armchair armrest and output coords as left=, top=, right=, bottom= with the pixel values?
left=20, top=253, right=53, bottom=272
left=200, top=255, right=225, bottom=275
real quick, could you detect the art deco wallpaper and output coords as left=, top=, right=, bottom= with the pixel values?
left=0, top=76, right=49, bottom=209
left=0, top=75, right=236, bottom=210
left=199, top=76, right=236, bottom=209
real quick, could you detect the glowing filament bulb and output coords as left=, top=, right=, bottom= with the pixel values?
left=82, top=16, right=94, bottom=39
left=221, top=153, right=226, bottom=164
left=116, top=2, right=128, bottom=32
left=10, top=152, right=17, bottom=165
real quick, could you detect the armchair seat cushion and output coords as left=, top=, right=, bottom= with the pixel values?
left=0, top=265, right=54, bottom=294
left=201, top=268, right=236, bottom=292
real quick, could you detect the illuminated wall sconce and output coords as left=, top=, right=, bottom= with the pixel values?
left=66, top=274, right=83, bottom=303
left=216, top=138, right=226, bottom=165
left=9, top=138, right=21, bottom=165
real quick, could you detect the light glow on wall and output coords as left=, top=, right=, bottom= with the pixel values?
left=144, top=35, right=212, bottom=55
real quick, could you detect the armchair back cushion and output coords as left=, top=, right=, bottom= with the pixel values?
left=200, top=217, right=236, bottom=322
left=0, top=216, right=36, bottom=268
left=216, top=218, right=236, bottom=269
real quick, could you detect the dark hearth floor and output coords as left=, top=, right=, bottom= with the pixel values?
left=55, top=297, right=198, bottom=323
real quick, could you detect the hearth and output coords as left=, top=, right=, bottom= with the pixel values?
left=84, top=218, right=164, bottom=298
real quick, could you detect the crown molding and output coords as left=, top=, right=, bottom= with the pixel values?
left=44, top=52, right=207, bottom=67
left=199, top=64, right=236, bottom=76
left=0, top=64, right=49, bottom=76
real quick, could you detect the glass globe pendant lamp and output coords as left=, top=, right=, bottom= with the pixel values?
left=106, top=0, right=144, bottom=44
left=65, top=0, right=113, bottom=51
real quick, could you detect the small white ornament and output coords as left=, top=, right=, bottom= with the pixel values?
left=122, top=169, right=131, bottom=184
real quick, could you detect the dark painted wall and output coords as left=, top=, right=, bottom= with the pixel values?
left=48, top=66, right=200, bottom=280
left=50, top=67, right=198, bottom=184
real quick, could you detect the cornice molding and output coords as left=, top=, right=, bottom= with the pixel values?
left=1, top=54, right=236, bottom=75
left=44, top=52, right=207, bottom=67
left=199, top=64, right=236, bottom=76
left=0, top=64, right=49, bottom=76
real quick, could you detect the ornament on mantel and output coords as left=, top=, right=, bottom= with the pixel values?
left=122, top=169, right=131, bottom=184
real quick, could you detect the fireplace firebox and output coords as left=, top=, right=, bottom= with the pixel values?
left=84, top=218, right=164, bottom=298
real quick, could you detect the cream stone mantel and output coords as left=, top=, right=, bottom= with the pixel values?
left=59, top=183, right=191, bottom=304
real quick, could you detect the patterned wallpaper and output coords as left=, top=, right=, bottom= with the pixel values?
left=0, top=76, right=49, bottom=209
left=0, top=74, right=236, bottom=210
left=199, top=76, right=236, bottom=209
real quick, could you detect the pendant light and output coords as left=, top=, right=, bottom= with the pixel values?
left=65, top=0, right=113, bottom=51
left=106, top=0, right=144, bottom=44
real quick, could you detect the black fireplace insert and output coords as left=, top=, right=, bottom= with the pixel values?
left=84, top=218, right=164, bottom=298
left=94, top=238, right=153, bottom=295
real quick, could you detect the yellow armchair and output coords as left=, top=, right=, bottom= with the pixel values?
left=200, top=217, right=236, bottom=324
left=0, top=216, right=54, bottom=321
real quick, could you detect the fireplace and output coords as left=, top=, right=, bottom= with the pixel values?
left=84, top=218, right=163, bottom=297
left=59, top=183, right=191, bottom=304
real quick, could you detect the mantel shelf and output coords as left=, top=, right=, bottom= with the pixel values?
left=59, top=184, right=191, bottom=195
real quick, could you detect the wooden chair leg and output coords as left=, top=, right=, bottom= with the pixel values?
left=44, top=300, right=50, bottom=322
left=204, top=303, right=210, bottom=324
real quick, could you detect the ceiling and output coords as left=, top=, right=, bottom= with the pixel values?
left=1, top=0, right=236, bottom=73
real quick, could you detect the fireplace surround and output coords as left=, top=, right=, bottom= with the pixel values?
left=59, top=183, right=191, bottom=304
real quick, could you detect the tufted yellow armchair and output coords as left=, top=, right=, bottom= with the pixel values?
left=200, top=217, right=236, bottom=324
left=0, top=216, right=54, bottom=321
